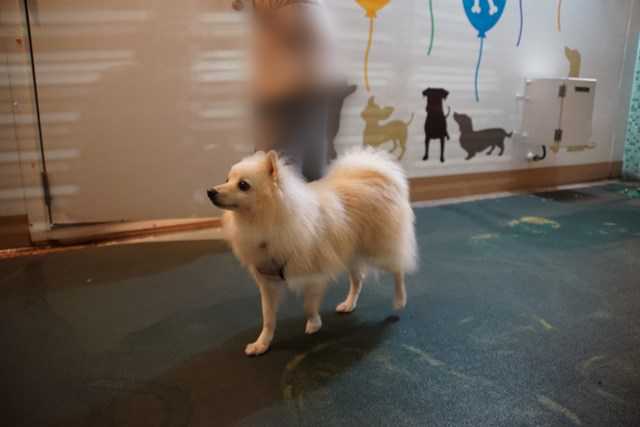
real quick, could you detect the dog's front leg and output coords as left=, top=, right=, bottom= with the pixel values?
left=245, top=274, right=286, bottom=356
left=303, top=283, right=328, bottom=334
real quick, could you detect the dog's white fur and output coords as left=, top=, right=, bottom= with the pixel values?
left=212, top=148, right=417, bottom=356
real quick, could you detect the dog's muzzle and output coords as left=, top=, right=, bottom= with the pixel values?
left=206, top=188, right=218, bottom=204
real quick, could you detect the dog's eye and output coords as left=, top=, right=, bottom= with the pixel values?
left=225, top=178, right=229, bottom=183
left=237, top=180, right=251, bottom=191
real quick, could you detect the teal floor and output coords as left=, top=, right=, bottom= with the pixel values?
left=1, top=184, right=640, bottom=426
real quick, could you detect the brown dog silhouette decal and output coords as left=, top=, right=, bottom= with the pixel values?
left=361, top=96, right=414, bottom=160
left=453, top=112, right=512, bottom=160
left=565, top=47, right=581, bottom=78
left=327, top=82, right=357, bottom=161
left=422, top=88, right=450, bottom=163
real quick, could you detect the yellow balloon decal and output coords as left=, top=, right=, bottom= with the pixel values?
left=557, top=0, right=562, bottom=31
left=355, top=0, right=390, bottom=92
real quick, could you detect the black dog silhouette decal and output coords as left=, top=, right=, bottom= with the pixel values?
left=327, top=81, right=357, bottom=161
left=422, top=88, right=450, bottom=162
left=452, top=113, right=512, bottom=160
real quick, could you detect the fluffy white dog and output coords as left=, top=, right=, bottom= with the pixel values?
left=207, top=149, right=417, bottom=356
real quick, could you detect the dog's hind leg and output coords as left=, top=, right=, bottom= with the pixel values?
left=392, top=271, right=407, bottom=311
left=498, top=141, right=505, bottom=156
left=398, top=140, right=407, bottom=160
left=389, top=139, right=398, bottom=154
left=439, top=137, right=445, bottom=162
left=304, top=283, right=328, bottom=334
left=336, top=268, right=365, bottom=314
left=245, top=277, right=286, bottom=356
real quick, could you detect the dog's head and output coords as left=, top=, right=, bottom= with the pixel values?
left=361, top=96, right=394, bottom=121
left=207, top=151, right=282, bottom=215
left=422, top=88, right=449, bottom=101
left=453, top=112, right=472, bottom=130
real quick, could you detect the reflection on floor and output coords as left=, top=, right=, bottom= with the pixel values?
left=0, top=183, right=639, bottom=426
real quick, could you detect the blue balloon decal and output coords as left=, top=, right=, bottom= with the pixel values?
left=461, top=0, right=506, bottom=101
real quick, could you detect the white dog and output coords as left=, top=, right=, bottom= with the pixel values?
left=207, top=149, right=417, bottom=356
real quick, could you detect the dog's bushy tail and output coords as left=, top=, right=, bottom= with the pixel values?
left=331, top=148, right=418, bottom=273
left=332, top=147, right=410, bottom=199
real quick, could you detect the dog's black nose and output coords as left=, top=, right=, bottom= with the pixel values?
left=206, top=188, right=218, bottom=203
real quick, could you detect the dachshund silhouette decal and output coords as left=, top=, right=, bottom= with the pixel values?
left=452, top=112, right=512, bottom=160
left=361, top=96, right=413, bottom=160
left=422, top=88, right=450, bottom=162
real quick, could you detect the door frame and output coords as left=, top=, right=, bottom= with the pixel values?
left=2, top=0, right=220, bottom=245
left=2, top=0, right=50, bottom=242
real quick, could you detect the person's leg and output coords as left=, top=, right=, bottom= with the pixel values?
left=254, top=98, right=306, bottom=172
left=255, top=93, right=329, bottom=182
left=299, top=94, right=329, bottom=181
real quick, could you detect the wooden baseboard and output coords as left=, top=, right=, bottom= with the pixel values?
left=2, top=161, right=622, bottom=252
left=42, top=218, right=222, bottom=246
left=409, top=161, right=622, bottom=202
left=0, top=215, right=31, bottom=250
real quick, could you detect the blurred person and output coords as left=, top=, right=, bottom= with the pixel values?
left=252, top=0, right=340, bottom=181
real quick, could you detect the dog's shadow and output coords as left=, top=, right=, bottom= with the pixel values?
left=71, top=298, right=399, bottom=426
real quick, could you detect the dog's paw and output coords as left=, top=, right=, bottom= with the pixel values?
left=393, top=296, right=407, bottom=312
left=336, top=300, right=356, bottom=314
left=245, top=341, right=269, bottom=356
left=305, top=317, right=322, bottom=334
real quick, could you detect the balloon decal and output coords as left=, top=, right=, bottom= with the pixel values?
left=356, top=0, right=390, bottom=92
left=557, top=0, right=562, bottom=31
left=516, top=0, right=524, bottom=47
left=462, top=0, right=506, bottom=102
left=428, top=0, right=435, bottom=55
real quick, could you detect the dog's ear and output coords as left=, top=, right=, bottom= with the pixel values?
left=265, top=150, right=279, bottom=180
left=381, top=106, right=394, bottom=119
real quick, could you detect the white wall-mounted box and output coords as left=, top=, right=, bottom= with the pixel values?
left=519, top=78, right=597, bottom=148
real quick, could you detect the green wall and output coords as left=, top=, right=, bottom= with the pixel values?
left=623, top=38, right=640, bottom=180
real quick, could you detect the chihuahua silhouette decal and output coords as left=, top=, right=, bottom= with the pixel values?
left=361, top=96, right=413, bottom=160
